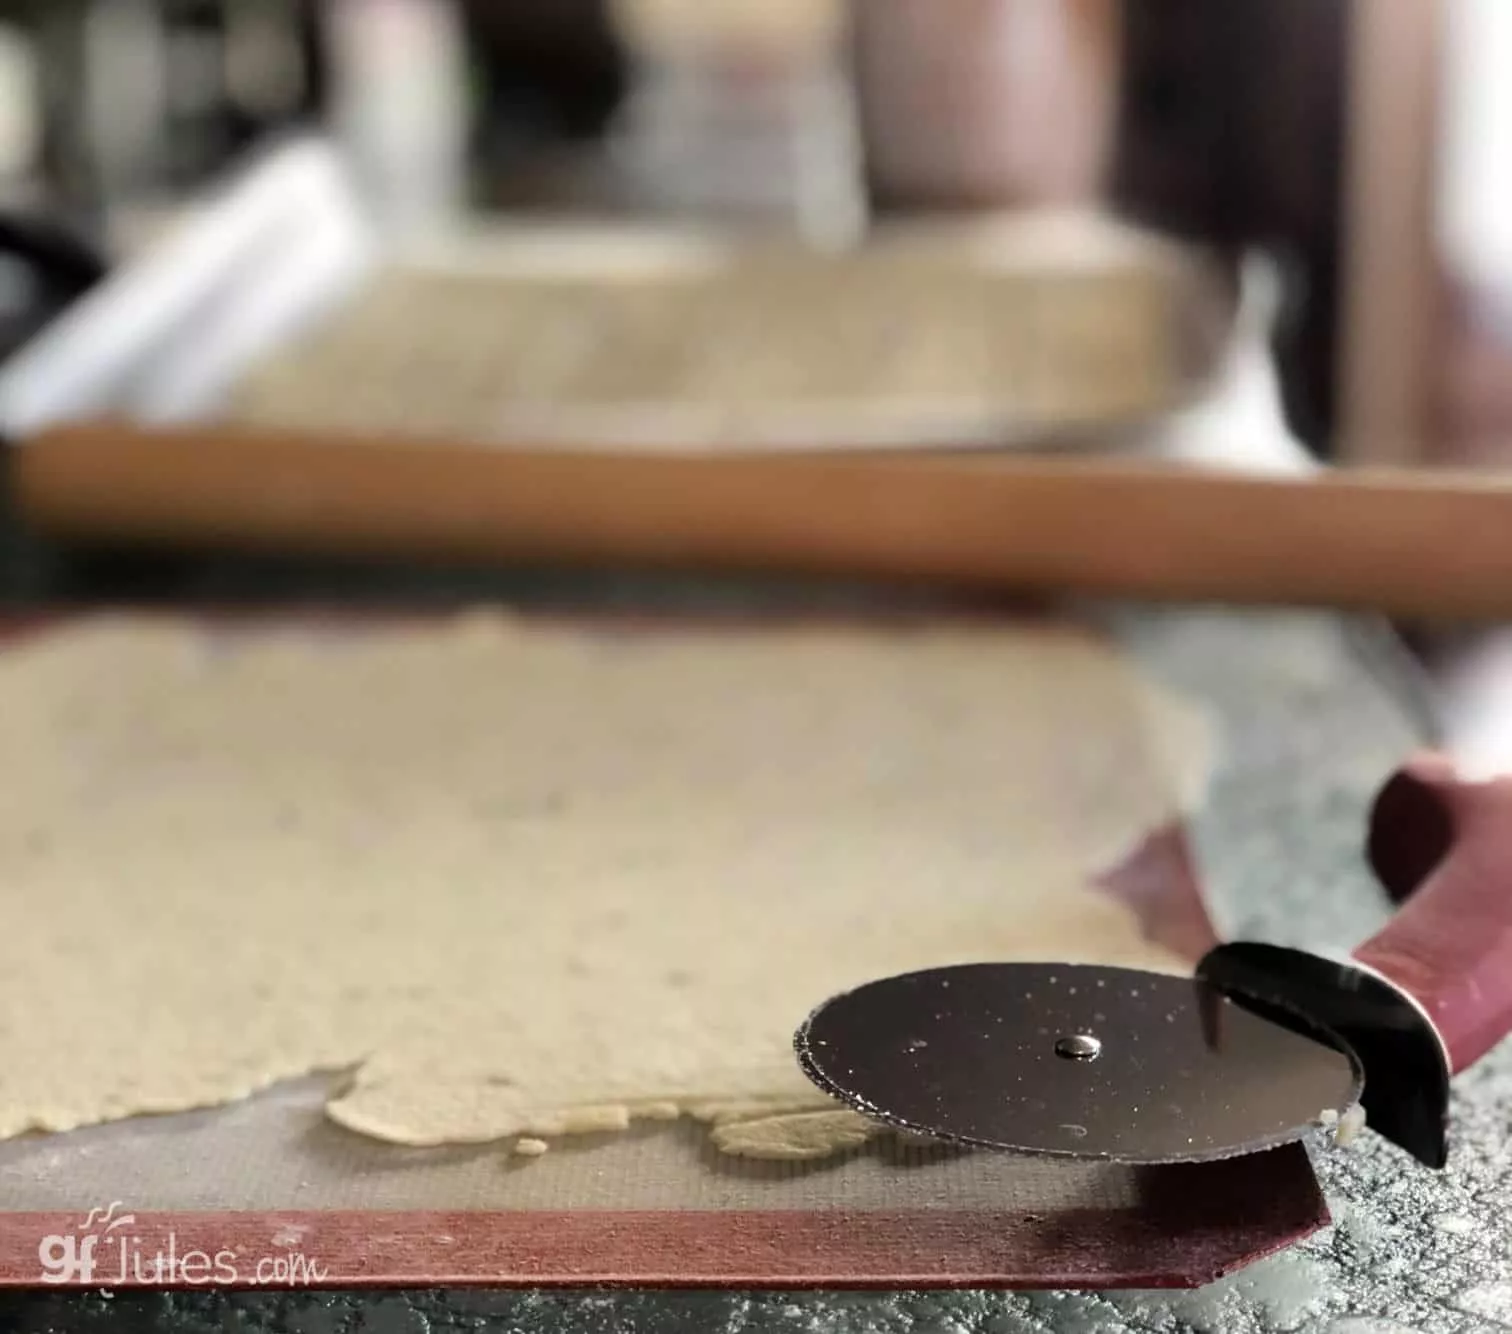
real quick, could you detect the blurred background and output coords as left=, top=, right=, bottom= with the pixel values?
left=0, top=0, right=1504, bottom=601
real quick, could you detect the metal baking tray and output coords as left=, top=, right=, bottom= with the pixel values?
left=0, top=138, right=1237, bottom=454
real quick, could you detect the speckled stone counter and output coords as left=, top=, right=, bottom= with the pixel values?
left=0, top=557, right=1502, bottom=1334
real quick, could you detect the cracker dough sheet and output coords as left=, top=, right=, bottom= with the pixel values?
left=0, top=615, right=1209, bottom=1161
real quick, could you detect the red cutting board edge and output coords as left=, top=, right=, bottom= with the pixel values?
left=0, top=608, right=1328, bottom=1290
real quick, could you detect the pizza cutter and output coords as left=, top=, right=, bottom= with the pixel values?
left=795, top=752, right=1512, bottom=1169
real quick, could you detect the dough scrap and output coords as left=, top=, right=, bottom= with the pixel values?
left=711, top=1110, right=880, bottom=1160
left=0, top=614, right=1210, bottom=1161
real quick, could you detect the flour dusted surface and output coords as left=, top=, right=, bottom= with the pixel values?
left=0, top=615, right=1206, bottom=1159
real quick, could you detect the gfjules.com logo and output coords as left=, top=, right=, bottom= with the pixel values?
left=38, top=1202, right=328, bottom=1286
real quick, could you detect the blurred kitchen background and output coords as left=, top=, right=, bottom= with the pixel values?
left=0, top=0, right=1457, bottom=447
left=0, top=2, right=1498, bottom=445
left=0, top=1, right=1507, bottom=593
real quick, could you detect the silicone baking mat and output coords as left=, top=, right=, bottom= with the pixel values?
left=0, top=612, right=1325, bottom=1290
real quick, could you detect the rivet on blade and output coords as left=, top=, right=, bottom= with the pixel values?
left=1054, top=1033, right=1102, bottom=1061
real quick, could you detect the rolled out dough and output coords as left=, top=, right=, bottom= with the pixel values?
left=0, top=614, right=1209, bottom=1160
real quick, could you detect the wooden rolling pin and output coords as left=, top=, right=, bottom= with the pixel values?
left=15, top=420, right=1512, bottom=621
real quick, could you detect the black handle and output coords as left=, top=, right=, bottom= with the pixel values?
left=0, top=212, right=107, bottom=300
left=0, top=211, right=109, bottom=365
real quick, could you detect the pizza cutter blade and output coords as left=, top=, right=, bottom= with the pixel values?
left=796, top=752, right=1512, bottom=1168
left=796, top=961, right=1362, bottom=1163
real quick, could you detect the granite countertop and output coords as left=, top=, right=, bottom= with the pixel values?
left=0, top=546, right=1503, bottom=1333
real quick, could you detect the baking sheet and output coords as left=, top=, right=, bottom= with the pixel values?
left=0, top=611, right=1326, bottom=1290
left=0, top=137, right=1235, bottom=453
left=221, top=213, right=1234, bottom=451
